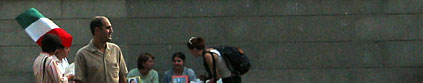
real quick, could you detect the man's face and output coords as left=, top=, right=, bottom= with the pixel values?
left=96, top=19, right=113, bottom=42
left=172, top=57, right=184, bottom=70
left=143, top=57, right=155, bottom=70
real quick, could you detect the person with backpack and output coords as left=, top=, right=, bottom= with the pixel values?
left=187, top=37, right=249, bottom=83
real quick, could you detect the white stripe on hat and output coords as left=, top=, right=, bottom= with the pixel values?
left=24, top=18, right=59, bottom=41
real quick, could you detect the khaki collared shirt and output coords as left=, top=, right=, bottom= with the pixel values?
left=74, top=40, right=128, bottom=83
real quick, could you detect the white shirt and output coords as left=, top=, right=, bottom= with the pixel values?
left=52, top=56, right=70, bottom=74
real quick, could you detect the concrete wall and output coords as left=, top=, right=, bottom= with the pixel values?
left=1, top=0, right=423, bottom=83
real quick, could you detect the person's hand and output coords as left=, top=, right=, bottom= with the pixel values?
left=66, top=74, right=74, bottom=80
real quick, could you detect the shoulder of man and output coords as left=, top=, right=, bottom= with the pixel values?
left=106, top=42, right=121, bottom=50
left=75, top=44, right=91, bottom=56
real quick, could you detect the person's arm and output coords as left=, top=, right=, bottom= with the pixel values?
left=204, top=53, right=221, bottom=83
left=74, top=52, right=86, bottom=83
left=119, top=75, right=126, bottom=83
left=46, top=59, right=68, bottom=83
left=188, top=69, right=197, bottom=82
left=118, top=50, right=128, bottom=83
left=153, top=70, right=159, bottom=83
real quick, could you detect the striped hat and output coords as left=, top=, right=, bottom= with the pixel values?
left=15, top=8, right=72, bottom=47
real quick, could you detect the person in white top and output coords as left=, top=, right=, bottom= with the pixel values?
left=57, top=58, right=69, bottom=74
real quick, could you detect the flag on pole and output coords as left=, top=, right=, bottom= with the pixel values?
left=15, top=8, right=72, bottom=47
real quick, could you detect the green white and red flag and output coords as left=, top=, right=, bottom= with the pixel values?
left=15, top=8, right=72, bottom=47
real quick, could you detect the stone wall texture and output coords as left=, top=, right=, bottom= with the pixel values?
left=1, top=0, right=423, bottom=83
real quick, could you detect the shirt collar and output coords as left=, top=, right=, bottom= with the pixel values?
left=87, top=39, right=111, bottom=52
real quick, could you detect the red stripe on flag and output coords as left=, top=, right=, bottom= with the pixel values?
left=35, top=28, right=73, bottom=47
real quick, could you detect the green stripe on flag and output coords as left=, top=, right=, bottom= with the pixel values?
left=15, top=8, right=45, bottom=29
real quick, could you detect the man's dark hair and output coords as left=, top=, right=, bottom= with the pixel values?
left=41, top=34, right=64, bottom=53
left=137, top=52, right=154, bottom=69
left=172, top=52, right=185, bottom=61
left=90, top=16, right=107, bottom=35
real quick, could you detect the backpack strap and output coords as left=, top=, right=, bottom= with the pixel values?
left=202, top=51, right=217, bottom=83
left=42, top=56, right=49, bottom=82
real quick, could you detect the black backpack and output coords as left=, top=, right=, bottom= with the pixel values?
left=213, top=46, right=251, bottom=75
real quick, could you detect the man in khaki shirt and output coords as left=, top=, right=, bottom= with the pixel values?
left=74, top=16, right=128, bottom=83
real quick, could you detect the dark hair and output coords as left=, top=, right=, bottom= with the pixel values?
left=90, top=16, right=107, bottom=35
left=172, top=52, right=186, bottom=61
left=137, top=52, right=154, bottom=69
left=41, top=34, right=64, bottom=53
left=186, top=37, right=205, bottom=50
